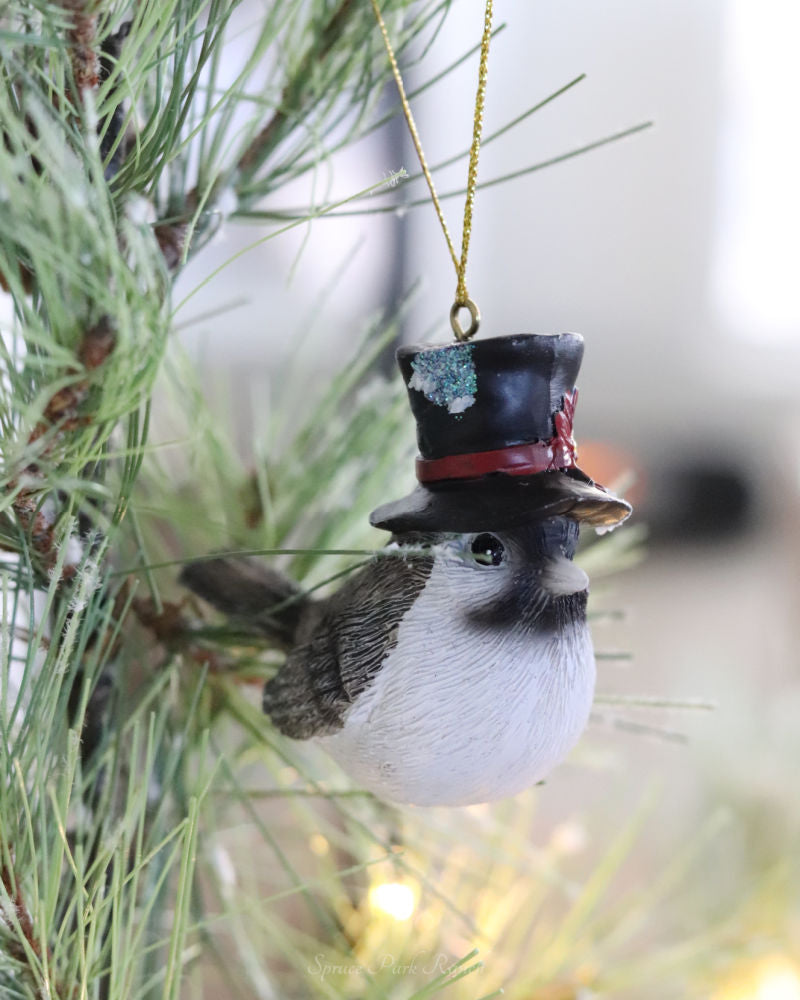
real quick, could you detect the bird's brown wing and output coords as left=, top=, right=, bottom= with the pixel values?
left=263, top=553, right=433, bottom=739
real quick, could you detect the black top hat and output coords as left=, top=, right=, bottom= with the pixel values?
left=369, top=332, right=631, bottom=533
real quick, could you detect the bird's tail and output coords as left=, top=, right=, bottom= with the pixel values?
left=179, top=556, right=309, bottom=650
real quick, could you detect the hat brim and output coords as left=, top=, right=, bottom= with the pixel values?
left=369, top=469, right=631, bottom=534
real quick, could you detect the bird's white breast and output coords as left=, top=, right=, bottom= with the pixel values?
left=317, top=557, right=596, bottom=806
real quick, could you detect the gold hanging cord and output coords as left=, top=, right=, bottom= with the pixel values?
left=370, top=0, right=494, bottom=341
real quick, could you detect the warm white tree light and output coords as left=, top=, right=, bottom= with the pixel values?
left=715, top=955, right=800, bottom=1000
left=368, top=882, right=416, bottom=921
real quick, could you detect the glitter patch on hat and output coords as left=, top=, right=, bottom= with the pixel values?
left=407, top=344, right=477, bottom=414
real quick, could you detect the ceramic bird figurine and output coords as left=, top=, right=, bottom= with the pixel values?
left=181, top=333, right=631, bottom=807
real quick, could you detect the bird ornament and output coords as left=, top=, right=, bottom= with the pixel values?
left=182, top=332, right=630, bottom=806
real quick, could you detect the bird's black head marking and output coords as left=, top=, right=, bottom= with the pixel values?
left=460, top=517, right=587, bottom=634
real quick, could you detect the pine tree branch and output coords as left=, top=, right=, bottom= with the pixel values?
left=58, top=0, right=101, bottom=97
left=155, top=0, right=367, bottom=264
left=29, top=317, right=115, bottom=445
left=98, top=20, right=133, bottom=178
left=0, top=856, right=75, bottom=1000
left=237, top=0, right=356, bottom=178
left=9, top=317, right=115, bottom=581
left=131, top=594, right=237, bottom=673
left=0, top=859, right=41, bottom=963
left=154, top=192, right=197, bottom=273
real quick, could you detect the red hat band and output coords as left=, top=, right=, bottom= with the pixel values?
left=416, top=390, right=578, bottom=484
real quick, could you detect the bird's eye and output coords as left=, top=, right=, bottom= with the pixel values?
left=469, top=533, right=505, bottom=567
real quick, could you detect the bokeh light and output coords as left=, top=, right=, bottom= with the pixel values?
left=368, top=882, right=416, bottom=921
left=714, top=955, right=800, bottom=1000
